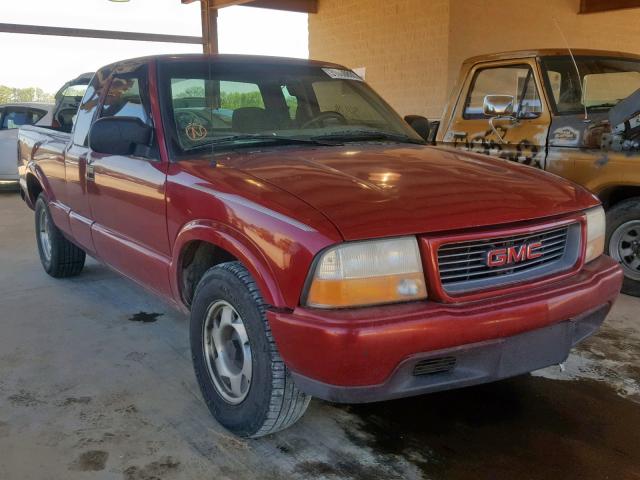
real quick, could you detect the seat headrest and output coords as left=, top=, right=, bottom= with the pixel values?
left=232, top=107, right=274, bottom=133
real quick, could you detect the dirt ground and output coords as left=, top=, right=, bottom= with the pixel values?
left=1, top=191, right=639, bottom=480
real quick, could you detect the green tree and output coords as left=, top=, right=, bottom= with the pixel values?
left=0, top=85, right=54, bottom=104
left=220, top=91, right=264, bottom=110
left=0, top=86, right=12, bottom=104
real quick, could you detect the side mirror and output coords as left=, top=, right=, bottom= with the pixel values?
left=89, top=116, right=153, bottom=156
left=483, top=95, right=515, bottom=117
left=404, top=115, right=430, bottom=141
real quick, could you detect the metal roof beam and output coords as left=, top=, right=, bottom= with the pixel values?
left=181, top=0, right=317, bottom=13
left=580, top=0, right=640, bottom=13
left=0, top=23, right=202, bottom=44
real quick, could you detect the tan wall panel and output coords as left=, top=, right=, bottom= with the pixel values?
left=449, top=0, right=640, bottom=95
left=309, top=0, right=640, bottom=120
left=309, top=0, right=450, bottom=118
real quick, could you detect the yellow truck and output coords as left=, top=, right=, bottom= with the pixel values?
left=411, top=49, right=640, bottom=296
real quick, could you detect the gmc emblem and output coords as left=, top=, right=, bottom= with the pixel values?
left=486, top=242, right=543, bottom=267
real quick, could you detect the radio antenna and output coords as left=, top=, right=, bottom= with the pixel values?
left=553, top=18, right=589, bottom=123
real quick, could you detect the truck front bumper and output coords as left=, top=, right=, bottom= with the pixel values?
left=267, top=256, right=623, bottom=403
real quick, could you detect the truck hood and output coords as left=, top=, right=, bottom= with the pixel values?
left=225, top=144, right=598, bottom=240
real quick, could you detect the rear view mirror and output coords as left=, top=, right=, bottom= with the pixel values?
left=404, top=115, right=430, bottom=141
left=483, top=95, right=514, bottom=117
left=89, top=117, right=153, bottom=157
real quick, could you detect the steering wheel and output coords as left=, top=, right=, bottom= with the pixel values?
left=301, top=111, right=348, bottom=129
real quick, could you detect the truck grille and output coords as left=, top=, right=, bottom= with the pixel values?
left=437, top=224, right=580, bottom=294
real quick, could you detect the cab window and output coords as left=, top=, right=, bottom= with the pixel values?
left=101, top=73, right=152, bottom=125
left=170, top=79, right=267, bottom=147
left=281, top=85, right=298, bottom=119
left=541, top=55, right=640, bottom=114
left=96, top=68, right=157, bottom=158
left=312, top=80, right=387, bottom=127
left=219, top=81, right=264, bottom=110
left=73, top=78, right=102, bottom=146
left=1, top=107, right=46, bottom=129
left=464, top=65, right=542, bottom=119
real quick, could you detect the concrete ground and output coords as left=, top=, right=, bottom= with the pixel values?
left=0, top=191, right=639, bottom=480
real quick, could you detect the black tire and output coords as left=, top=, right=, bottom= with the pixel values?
left=190, top=261, right=310, bottom=438
left=606, top=198, right=640, bottom=297
left=34, top=194, right=86, bottom=278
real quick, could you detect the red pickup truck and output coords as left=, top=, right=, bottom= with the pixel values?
left=18, top=54, right=623, bottom=438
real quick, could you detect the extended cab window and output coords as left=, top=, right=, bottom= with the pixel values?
left=464, top=65, right=542, bottom=119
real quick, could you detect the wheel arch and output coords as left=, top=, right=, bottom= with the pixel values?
left=598, top=185, right=640, bottom=210
left=171, top=220, right=285, bottom=311
left=24, top=163, right=53, bottom=209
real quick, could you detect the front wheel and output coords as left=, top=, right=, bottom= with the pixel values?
left=34, top=194, right=85, bottom=278
left=190, top=262, right=310, bottom=437
left=606, top=198, right=640, bottom=297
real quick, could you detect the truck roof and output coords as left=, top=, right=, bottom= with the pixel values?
left=101, top=53, right=346, bottom=73
left=463, top=48, right=640, bottom=65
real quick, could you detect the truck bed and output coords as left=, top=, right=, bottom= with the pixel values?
left=18, top=125, right=72, bottom=191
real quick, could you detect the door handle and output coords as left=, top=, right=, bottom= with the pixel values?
left=86, top=156, right=95, bottom=181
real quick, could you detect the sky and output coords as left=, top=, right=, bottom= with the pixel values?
left=0, top=0, right=309, bottom=93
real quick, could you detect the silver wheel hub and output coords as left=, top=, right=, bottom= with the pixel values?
left=203, top=300, right=252, bottom=404
left=38, top=208, right=52, bottom=263
left=610, top=220, right=640, bottom=281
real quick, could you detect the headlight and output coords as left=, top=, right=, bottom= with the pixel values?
left=585, top=206, right=605, bottom=263
left=305, top=237, right=428, bottom=308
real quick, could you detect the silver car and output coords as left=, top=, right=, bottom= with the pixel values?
left=0, top=103, right=53, bottom=189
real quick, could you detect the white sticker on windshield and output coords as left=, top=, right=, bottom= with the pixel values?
left=322, top=68, right=363, bottom=82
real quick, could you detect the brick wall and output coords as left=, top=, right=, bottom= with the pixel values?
left=309, top=0, right=640, bottom=120
left=448, top=0, right=640, bottom=97
left=308, top=0, right=450, bottom=119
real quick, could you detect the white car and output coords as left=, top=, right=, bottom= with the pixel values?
left=0, top=103, right=53, bottom=189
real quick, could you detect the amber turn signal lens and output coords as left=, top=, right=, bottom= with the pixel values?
left=307, top=272, right=427, bottom=308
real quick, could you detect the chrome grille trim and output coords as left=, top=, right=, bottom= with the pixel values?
left=437, top=224, right=581, bottom=294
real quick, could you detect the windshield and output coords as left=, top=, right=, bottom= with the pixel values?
left=541, top=55, right=640, bottom=115
left=158, top=59, right=423, bottom=155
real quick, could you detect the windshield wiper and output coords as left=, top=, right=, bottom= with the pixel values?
left=184, top=134, right=340, bottom=151
left=312, top=130, right=425, bottom=145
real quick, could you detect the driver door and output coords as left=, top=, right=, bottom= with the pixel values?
left=442, top=59, right=551, bottom=169
left=87, top=65, right=172, bottom=297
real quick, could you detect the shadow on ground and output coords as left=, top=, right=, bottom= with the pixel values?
left=317, top=376, right=640, bottom=480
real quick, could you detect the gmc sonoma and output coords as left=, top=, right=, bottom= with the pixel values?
left=18, top=54, right=623, bottom=437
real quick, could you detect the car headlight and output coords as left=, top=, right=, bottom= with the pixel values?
left=305, top=237, right=428, bottom=308
left=585, top=206, right=605, bottom=263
